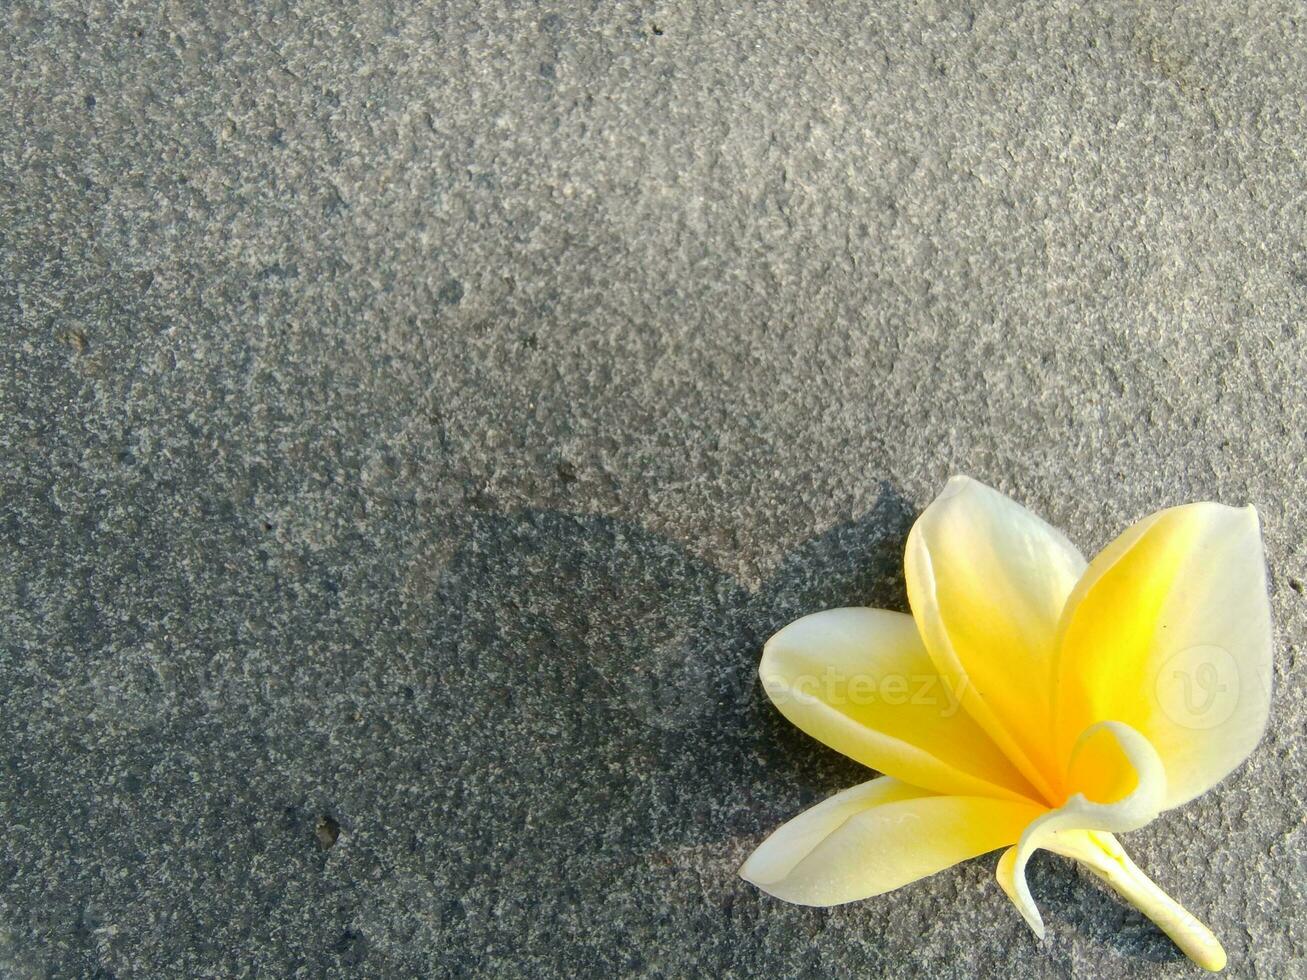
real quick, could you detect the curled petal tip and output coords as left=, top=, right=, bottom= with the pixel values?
left=996, top=846, right=1046, bottom=939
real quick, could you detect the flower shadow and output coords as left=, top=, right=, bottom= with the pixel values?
left=412, top=483, right=915, bottom=969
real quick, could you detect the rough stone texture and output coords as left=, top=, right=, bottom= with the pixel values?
left=2, top=1, right=1305, bottom=977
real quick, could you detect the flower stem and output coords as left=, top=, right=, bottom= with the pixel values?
left=1052, top=831, right=1226, bottom=972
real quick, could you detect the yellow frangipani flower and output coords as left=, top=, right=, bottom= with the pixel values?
left=740, top=476, right=1273, bottom=972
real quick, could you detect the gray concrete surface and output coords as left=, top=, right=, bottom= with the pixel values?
left=3, top=2, right=1305, bottom=977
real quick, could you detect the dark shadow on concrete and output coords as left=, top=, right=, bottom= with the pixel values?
left=410, top=482, right=916, bottom=971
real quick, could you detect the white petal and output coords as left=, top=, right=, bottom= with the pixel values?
left=905, top=476, right=1087, bottom=802
left=761, top=607, right=1039, bottom=801
left=1054, top=503, right=1273, bottom=808
left=741, top=776, right=1044, bottom=906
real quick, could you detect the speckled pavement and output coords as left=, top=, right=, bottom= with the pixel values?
left=3, top=2, right=1305, bottom=977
